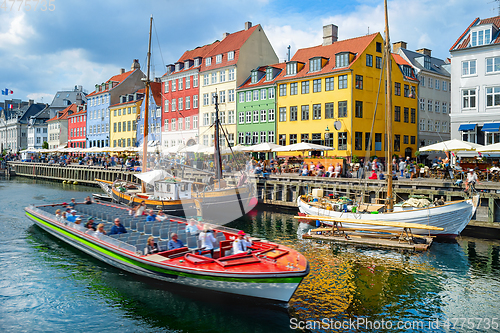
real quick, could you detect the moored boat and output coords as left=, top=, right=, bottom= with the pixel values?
left=25, top=201, right=308, bottom=302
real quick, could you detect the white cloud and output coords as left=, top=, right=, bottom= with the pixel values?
left=0, top=12, right=36, bottom=50
left=265, top=25, right=322, bottom=62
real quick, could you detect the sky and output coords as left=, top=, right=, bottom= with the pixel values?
left=0, top=0, right=496, bottom=104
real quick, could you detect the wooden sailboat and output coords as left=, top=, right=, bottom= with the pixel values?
left=297, top=0, right=479, bottom=237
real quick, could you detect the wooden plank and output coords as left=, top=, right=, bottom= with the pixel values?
left=294, top=215, right=444, bottom=231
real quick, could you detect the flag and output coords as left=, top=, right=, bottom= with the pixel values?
left=1, top=89, right=6, bottom=95
left=8, top=104, right=13, bottom=109
left=9, top=90, right=13, bottom=94
left=1, top=88, right=13, bottom=95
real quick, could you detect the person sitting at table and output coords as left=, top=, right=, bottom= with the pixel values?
left=300, top=166, right=309, bottom=176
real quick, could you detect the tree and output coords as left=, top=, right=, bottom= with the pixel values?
left=42, top=141, right=48, bottom=149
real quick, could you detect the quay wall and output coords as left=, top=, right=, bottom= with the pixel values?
left=8, top=162, right=500, bottom=230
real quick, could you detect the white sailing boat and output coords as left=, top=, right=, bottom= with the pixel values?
left=297, top=0, right=479, bottom=238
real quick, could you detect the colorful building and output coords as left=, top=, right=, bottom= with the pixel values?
left=67, top=104, right=87, bottom=149
left=109, top=89, right=143, bottom=148
left=136, top=82, right=162, bottom=148
left=47, top=103, right=78, bottom=149
left=274, top=25, right=418, bottom=161
left=161, top=42, right=219, bottom=148
left=198, top=22, right=278, bottom=147
left=236, top=63, right=284, bottom=146
left=86, top=59, right=144, bottom=148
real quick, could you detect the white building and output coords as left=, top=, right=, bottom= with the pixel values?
left=450, top=16, right=500, bottom=145
left=27, top=107, right=50, bottom=150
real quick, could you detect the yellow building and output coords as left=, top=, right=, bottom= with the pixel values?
left=109, top=90, right=143, bottom=148
left=275, top=25, right=418, bottom=161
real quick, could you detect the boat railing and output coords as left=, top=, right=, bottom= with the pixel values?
left=28, top=205, right=138, bottom=254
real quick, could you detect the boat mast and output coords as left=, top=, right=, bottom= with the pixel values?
left=384, top=0, right=393, bottom=211
left=141, top=15, right=153, bottom=194
left=213, top=91, right=223, bottom=189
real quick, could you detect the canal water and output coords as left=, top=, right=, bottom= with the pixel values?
left=1, top=177, right=499, bottom=332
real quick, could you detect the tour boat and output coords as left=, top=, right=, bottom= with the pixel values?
left=25, top=201, right=309, bottom=302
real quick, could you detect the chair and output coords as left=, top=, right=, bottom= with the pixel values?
left=158, top=240, right=168, bottom=252
left=187, top=235, right=199, bottom=250
left=136, top=222, right=146, bottom=233
left=160, top=228, right=170, bottom=240
left=152, top=226, right=161, bottom=237
left=144, top=224, right=153, bottom=235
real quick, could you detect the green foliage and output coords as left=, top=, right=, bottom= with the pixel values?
left=42, top=141, right=49, bottom=149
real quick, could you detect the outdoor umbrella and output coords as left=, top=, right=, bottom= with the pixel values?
left=418, top=139, right=482, bottom=152
left=242, top=142, right=282, bottom=152
left=162, top=143, right=186, bottom=154
left=181, top=144, right=209, bottom=153
left=273, top=142, right=335, bottom=153
left=476, top=142, right=500, bottom=152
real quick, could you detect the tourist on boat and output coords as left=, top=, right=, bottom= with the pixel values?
left=135, top=201, right=147, bottom=217
left=55, top=209, right=61, bottom=220
left=146, top=236, right=159, bottom=254
left=84, top=196, right=92, bottom=204
left=60, top=211, right=67, bottom=223
left=95, top=223, right=107, bottom=236
left=85, top=218, right=96, bottom=231
left=73, top=217, right=85, bottom=230
left=156, top=210, right=167, bottom=222
left=168, top=233, right=184, bottom=250
left=109, top=218, right=127, bottom=235
left=198, top=226, right=217, bottom=257
left=146, top=210, right=156, bottom=222
left=233, top=230, right=252, bottom=255
left=186, top=219, right=199, bottom=235
left=66, top=210, right=79, bottom=223
left=68, top=198, right=77, bottom=208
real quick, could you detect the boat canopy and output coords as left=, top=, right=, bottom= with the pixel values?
left=134, top=170, right=173, bottom=185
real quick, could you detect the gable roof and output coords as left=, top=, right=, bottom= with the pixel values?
left=238, top=63, right=286, bottom=90
left=86, top=69, right=138, bottom=97
left=149, top=82, right=162, bottom=106
left=397, top=48, right=450, bottom=77
left=392, top=53, right=419, bottom=81
left=274, top=33, right=379, bottom=81
left=47, top=103, right=78, bottom=122
left=200, top=24, right=260, bottom=72
left=450, top=16, right=500, bottom=51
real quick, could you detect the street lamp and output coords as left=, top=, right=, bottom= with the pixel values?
left=325, top=125, right=330, bottom=147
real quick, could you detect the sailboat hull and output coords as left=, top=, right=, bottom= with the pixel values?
left=297, top=195, right=479, bottom=238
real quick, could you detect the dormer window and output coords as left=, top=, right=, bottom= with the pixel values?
left=228, top=51, right=235, bottom=60
left=216, top=54, right=222, bottom=64
left=335, top=52, right=349, bottom=68
left=471, top=26, right=492, bottom=47
left=266, top=67, right=273, bottom=81
left=205, top=57, right=212, bottom=66
left=286, top=62, right=297, bottom=75
left=309, top=57, right=322, bottom=72
left=194, top=58, right=200, bottom=66
left=184, top=61, right=190, bottom=69
left=424, top=56, right=431, bottom=70
left=402, top=65, right=413, bottom=78
left=251, top=71, right=258, bottom=84
left=175, top=63, right=180, bottom=71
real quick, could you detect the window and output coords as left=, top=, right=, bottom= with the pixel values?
left=310, top=58, right=321, bottom=72
left=246, top=111, right=252, bottom=123
left=185, top=76, right=191, bottom=89
left=266, top=67, right=273, bottom=81
left=286, top=62, right=297, bottom=75
left=427, top=119, right=433, bottom=131
left=365, top=133, right=372, bottom=150
left=325, top=77, right=334, bottom=91
left=404, top=84, right=409, bottom=97
left=203, top=113, right=209, bottom=126
left=435, top=101, right=440, bottom=113
left=239, top=92, right=245, bottom=103
left=338, top=101, right=347, bottom=117
left=193, top=116, right=198, bottom=129
left=442, top=102, right=447, bottom=113
left=203, top=94, right=209, bottom=106
left=462, top=60, right=477, bottom=76
left=203, top=135, right=208, bottom=146
left=403, top=135, right=409, bottom=144
left=355, top=132, right=363, bottom=150
left=338, top=75, right=347, bottom=89
left=420, top=76, right=425, bottom=87
left=462, top=89, right=476, bottom=109
left=428, top=99, right=433, bottom=112
left=279, top=84, right=287, bottom=97
left=336, top=53, right=349, bottom=68
left=411, top=108, right=416, bottom=123
left=355, top=75, right=363, bottom=89
left=268, top=131, right=275, bottom=144
left=228, top=51, right=234, bottom=60
left=185, top=117, right=190, bottom=130
left=179, top=97, right=183, bottom=110
left=355, top=101, right=363, bottom=118
left=268, top=109, right=275, bottom=122
left=193, top=95, right=198, bottom=108
left=301, top=105, right=309, bottom=120
left=228, top=89, right=235, bottom=102
left=203, top=74, right=209, bottom=86
left=193, top=75, right=198, bottom=87
left=260, top=89, right=267, bottom=100
left=186, top=96, right=191, bottom=109
left=404, top=107, right=409, bottom=123
left=486, top=56, right=500, bottom=73
left=279, top=107, right=287, bottom=122
left=313, top=104, right=321, bottom=120
left=395, top=82, right=401, bottom=96
left=178, top=118, right=183, bottom=130
left=442, top=121, right=448, bottom=133
left=289, top=134, right=297, bottom=145
left=301, top=133, right=309, bottom=143
left=394, top=106, right=401, bottom=122
left=253, top=110, right=259, bottom=123
left=205, top=57, right=212, bottom=66
left=325, top=102, right=334, bottom=119
left=211, top=72, right=217, bottom=84
left=376, top=42, right=382, bottom=52
left=219, top=111, right=225, bottom=124
left=220, top=70, right=226, bottom=82
left=219, top=90, right=226, bottom=103
left=376, top=56, right=382, bottom=69
left=238, top=132, right=245, bottom=144
left=127, top=120, right=131, bottom=131
left=246, top=91, right=252, bottom=102
left=394, top=134, right=400, bottom=152
left=239, top=112, right=245, bottom=124
left=411, top=136, right=415, bottom=144
left=419, top=119, right=425, bottom=131
left=118, top=122, right=121, bottom=132
left=260, top=131, right=267, bottom=143
left=290, top=106, right=298, bottom=121
left=228, top=68, right=235, bottom=81
left=366, top=54, right=373, bottom=67
left=172, top=80, right=176, bottom=91
left=260, top=109, right=267, bottom=122
left=253, top=90, right=259, bottom=101
left=301, top=81, right=309, bottom=94
left=290, top=83, right=298, bottom=95
left=435, top=121, right=440, bottom=132
left=216, top=54, right=222, bottom=64
left=251, top=71, right=258, bottom=83
left=442, top=81, right=447, bottom=91
left=179, top=77, right=184, bottom=90
left=338, top=132, right=347, bottom=150
left=486, top=86, right=500, bottom=107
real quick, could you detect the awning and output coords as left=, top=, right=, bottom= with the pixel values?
left=458, top=124, right=476, bottom=131
left=481, top=123, right=500, bottom=132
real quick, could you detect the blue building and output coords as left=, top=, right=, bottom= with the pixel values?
left=86, top=60, right=144, bottom=148
left=136, top=81, right=162, bottom=148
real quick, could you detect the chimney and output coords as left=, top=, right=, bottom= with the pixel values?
left=76, top=92, right=83, bottom=105
left=29, top=99, right=34, bottom=106
left=222, top=32, right=230, bottom=39
left=392, top=41, right=407, bottom=53
left=120, top=68, right=125, bottom=74
left=245, top=21, right=252, bottom=30
left=416, top=48, right=432, bottom=57
left=322, top=24, right=338, bottom=46
left=131, top=59, right=140, bottom=70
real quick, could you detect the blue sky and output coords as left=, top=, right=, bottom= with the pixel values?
left=0, top=0, right=495, bottom=103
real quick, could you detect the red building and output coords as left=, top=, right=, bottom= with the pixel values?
left=161, top=42, right=219, bottom=148
left=67, top=104, right=87, bottom=148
